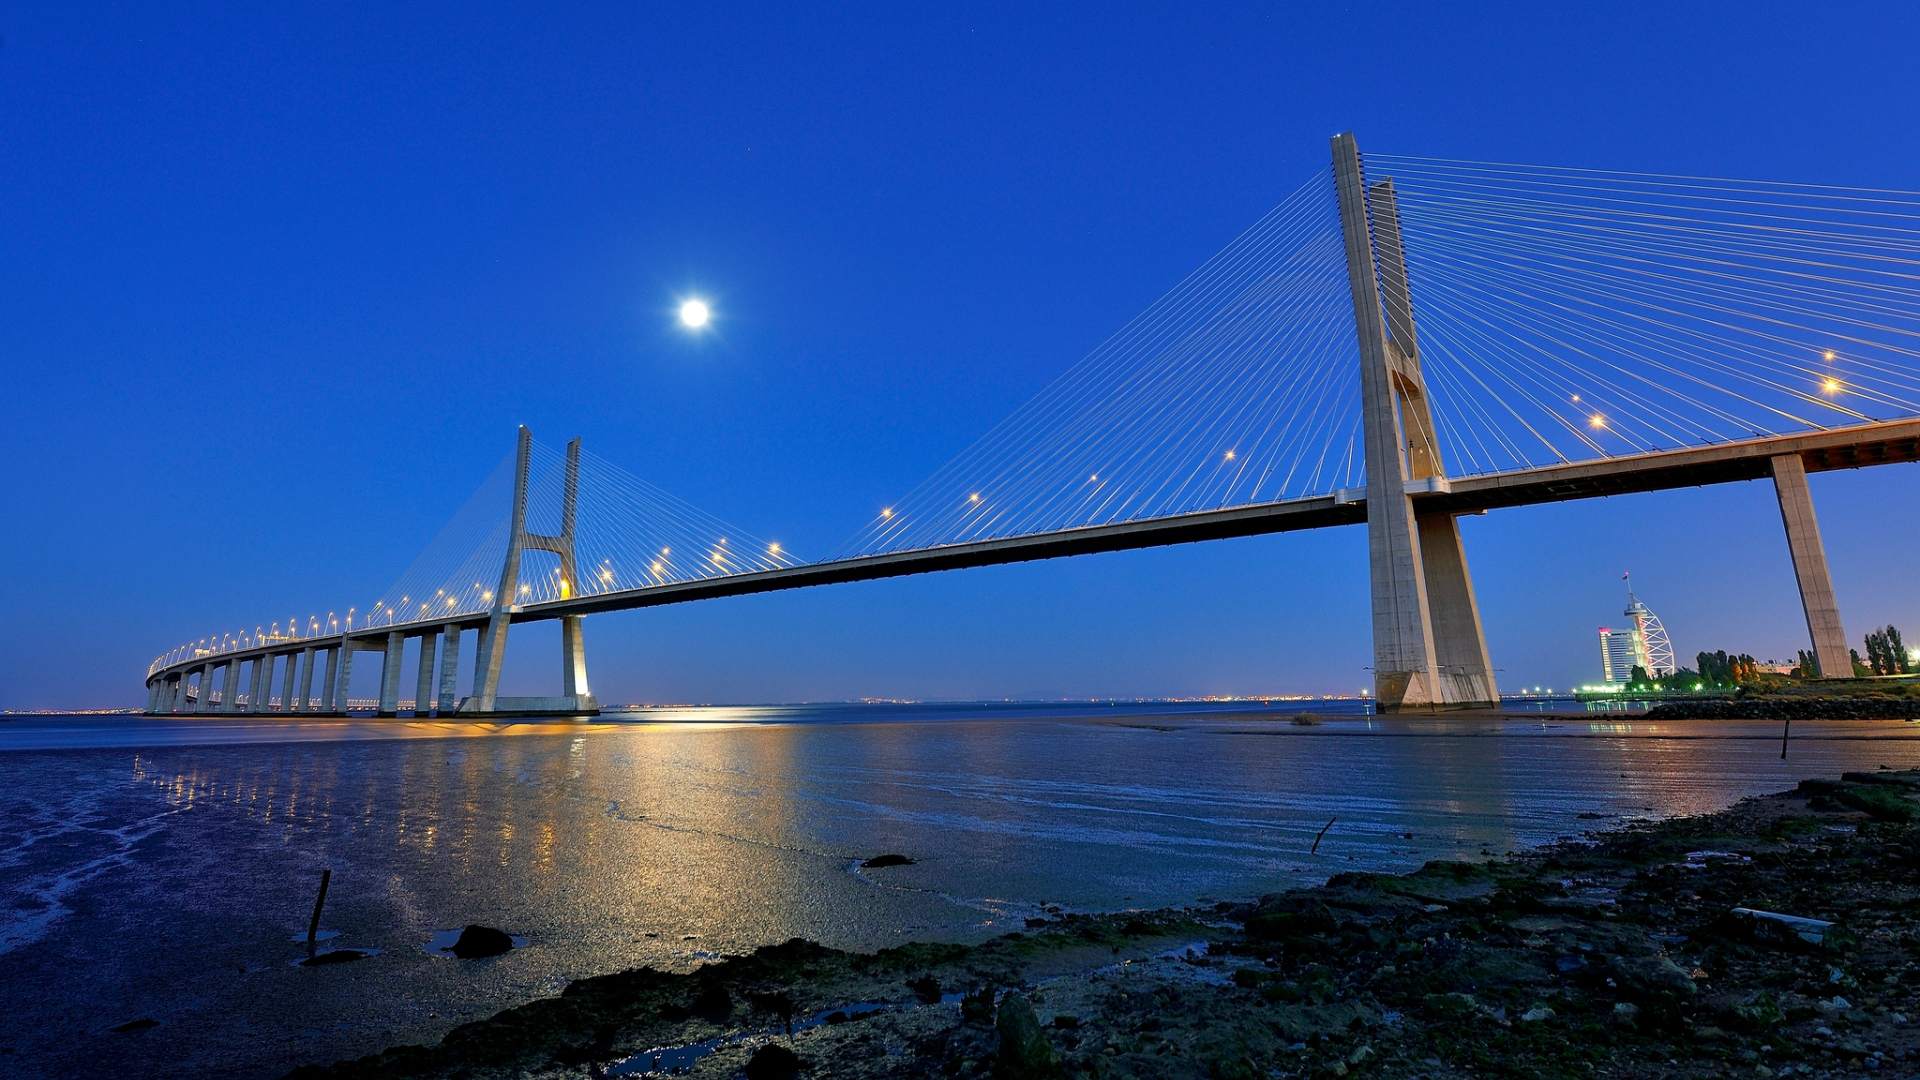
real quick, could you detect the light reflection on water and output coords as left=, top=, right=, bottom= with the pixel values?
left=1, top=706, right=1917, bottom=1078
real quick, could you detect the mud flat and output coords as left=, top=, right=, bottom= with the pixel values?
left=288, top=770, right=1920, bottom=1079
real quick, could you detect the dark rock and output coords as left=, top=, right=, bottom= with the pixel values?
left=909, top=975, right=942, bottom=1004
left=1051, top=1014, right=1079, bottom=1029
left=449, top=925, right=515, bottom=959
left=110, top=1018, right=159, bottom=1033
left=860, top=854, right=914, bottom=868
left=1423, top=992, right=1476, bottom=1018
left=691, top=981, right=732, bottom=1022
left=992, top=993, right=1064, bottom=1079
left=750, top=991, right=795, bottom=1026
left=961, top=985, right=996, bottom=1025
left=1727, top=990, right=1785, bottom=1032
left=1608, top=954, right=1698, bottom=999
left=744, top=1042, right=802, bottom=1080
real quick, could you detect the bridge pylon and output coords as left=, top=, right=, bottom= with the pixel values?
left=461, top=426, right=599, bottom=716
left=1332, top=132, right=1499, bottom=712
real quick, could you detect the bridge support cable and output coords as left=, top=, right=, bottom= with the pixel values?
left=1364, top=154, right=1920, bottom=475
left=833, top=171, right=1365, bottom=560
left=1333, top=133, right=1497, bottom=712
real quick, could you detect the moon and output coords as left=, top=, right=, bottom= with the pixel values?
left=679, top=299, right=710, bottom=328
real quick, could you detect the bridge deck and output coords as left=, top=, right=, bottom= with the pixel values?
left=149, top=417, right=1920, bottom=682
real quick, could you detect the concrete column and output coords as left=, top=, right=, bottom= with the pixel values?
left=168, top=676, right=184, bottom=713
left=296, top=647, right=317, bottom=712
left=280, top=652, right=297, bottom=712
left=198, top=663, right=217, bottom=713
left=146, top=682, right=161, bottom=714
left=319, top=647, right=337, bottom=713
left=248, top=654, right=271, bottom=714
left=438, top=625, right=462, bottom=712
left=1416, top=512, right=1498, bottom=705
left=562, top=616, right=591, bottom=700
left=334, top=638, right=356, bottom=712
left=470, top=427, right=533, bottom=712
left=1772, top=453, right=1851, bottom=679
left=221, top=659, right=243, bottom=713
left=412, top=630, right=437, bottom=716
left=378, top=631, right=404, bottom=715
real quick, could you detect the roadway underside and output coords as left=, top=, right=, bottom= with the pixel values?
left=146, top=417, right=1920, bottom=693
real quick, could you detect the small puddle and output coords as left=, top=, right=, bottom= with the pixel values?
left=292, top=947, right=383, bottom=967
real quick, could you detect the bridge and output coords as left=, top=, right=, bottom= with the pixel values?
left=143, top=133, right=1920, bottom=716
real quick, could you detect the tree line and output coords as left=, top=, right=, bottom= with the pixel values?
left=1618, top=626, right=1912, bottom=689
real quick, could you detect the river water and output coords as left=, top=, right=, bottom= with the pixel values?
left=3, top=703, right=1917, bottom=1078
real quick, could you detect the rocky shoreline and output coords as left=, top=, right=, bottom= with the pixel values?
left=289, top=771, right=1920, bottom=1080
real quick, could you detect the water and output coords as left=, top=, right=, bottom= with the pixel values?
left=1, top=702, right=1915, bottom=1078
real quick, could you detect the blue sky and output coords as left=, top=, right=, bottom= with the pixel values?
left=4, top=2, right=1918, bottom=708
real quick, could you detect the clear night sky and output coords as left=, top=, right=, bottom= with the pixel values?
left=4, top=3, right=1918, bottom=709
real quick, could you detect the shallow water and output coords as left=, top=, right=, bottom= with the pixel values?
left=1, top=704, right=1916, bottom=1078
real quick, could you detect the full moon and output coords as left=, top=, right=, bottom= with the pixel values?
left=679, top=299, right=710, bottom=328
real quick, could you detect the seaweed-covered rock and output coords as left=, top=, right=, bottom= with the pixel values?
left=992, top=994, right=1063, bottom=1080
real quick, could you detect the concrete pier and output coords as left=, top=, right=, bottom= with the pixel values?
left=1772, top=453, right=1852, bottom=678
left=333, top=641, right=354, bottom=712
left=437, top=625, right=461, bottom=712
left=248, top=654, right=269, bottom=714
left=379, top=630, right=404, bottom=715
left=413, top=630, right=437, bottom=716
left=295, top=647, right=315, bottom=712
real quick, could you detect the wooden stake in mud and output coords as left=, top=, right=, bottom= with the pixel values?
left=307, top=868, right=331, bottom=958
left=1781, top=717, right=1791, bottom=760
left=1311, top=817, right=1337, bottom=855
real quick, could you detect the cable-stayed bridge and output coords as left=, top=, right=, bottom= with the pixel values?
left=144, top=133, right=1920, bottom=716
